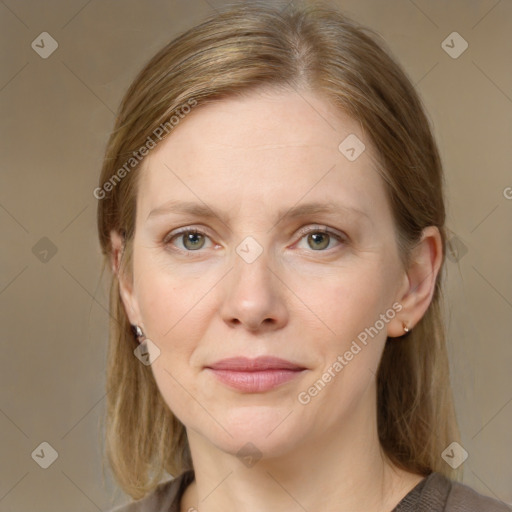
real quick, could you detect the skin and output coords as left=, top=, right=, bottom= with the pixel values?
left=111, top=87, right=443, bottom=512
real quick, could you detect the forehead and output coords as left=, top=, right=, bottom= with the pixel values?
left=137, top=88, right=391, bottom=227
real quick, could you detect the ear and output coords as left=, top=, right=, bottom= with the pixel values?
left=388, top=226, right=443, bottom=338
left=110, top=229, right=142, bottom=327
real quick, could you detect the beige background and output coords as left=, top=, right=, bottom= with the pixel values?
left=1, top=0, right=511, bottom=510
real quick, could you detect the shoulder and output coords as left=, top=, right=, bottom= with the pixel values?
left=424, top=472, right=511, bottom=512
left=106, top=470, right=195, bottom=512
left=447, top=478, right=511, bottom=512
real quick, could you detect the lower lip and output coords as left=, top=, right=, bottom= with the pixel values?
left=206, top=368, right=305, bottom=392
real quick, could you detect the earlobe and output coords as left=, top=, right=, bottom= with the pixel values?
left=389, top=226, right=443, bottom=338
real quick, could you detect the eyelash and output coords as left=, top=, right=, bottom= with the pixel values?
left=163, top=225, right=347, bottom=254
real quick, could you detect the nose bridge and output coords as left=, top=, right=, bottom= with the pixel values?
left=219, top=235, right=288, bottom=330
left=231, top=236, right=275, bottom=306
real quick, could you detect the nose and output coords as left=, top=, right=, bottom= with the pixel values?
left=219, top=247, right=289, bottom=333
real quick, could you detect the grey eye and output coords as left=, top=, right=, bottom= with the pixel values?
left=180, top=232, right=206, bottom=250
left=306, top=232, right=331, bottom=250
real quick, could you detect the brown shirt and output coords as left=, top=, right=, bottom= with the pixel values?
left=109, top=470, right=511, bottom=512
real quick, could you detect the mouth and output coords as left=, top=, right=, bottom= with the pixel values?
left=204, top=356, right=307, bottom=393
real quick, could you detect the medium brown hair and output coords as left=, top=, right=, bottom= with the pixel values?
left=97, top=0, right=461, bottom=500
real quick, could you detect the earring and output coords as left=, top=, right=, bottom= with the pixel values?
left=133, top=324, right=145, bottom=343
left=403, top=322, right=410, bottom=333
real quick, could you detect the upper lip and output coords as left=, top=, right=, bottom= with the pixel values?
left=205, top=356, right=306, bottom=371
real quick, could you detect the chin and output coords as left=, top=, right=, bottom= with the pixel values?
left=198, top=405, right=306, bottom=460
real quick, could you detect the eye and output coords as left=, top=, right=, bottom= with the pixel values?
left=163, top=225, right=346, bottom=254
left=164, top=228, right=214, bottom=252
left=295, top=225, right=346, bottom=251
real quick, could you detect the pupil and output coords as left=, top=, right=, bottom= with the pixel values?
left=185, top=233, right=203, bottom=249
left=309, top=233, right=329, bottom=250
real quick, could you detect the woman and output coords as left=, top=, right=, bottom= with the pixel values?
left=97, top=2, right=509, bottom=511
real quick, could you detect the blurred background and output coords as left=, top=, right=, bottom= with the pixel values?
left=1, top=0, right=511, bottom=510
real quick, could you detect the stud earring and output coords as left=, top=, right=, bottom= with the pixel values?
left=132, top=324, right=145, bottom=343
left=403, top=322, right=410, bottom=333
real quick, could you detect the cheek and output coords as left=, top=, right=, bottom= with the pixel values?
left=134, top=253, right=205, bottom=340
left=296, top=273, right=391, bottom=420
left=313, top=265, right=391, bottom=344
left=302, top=267, right=393, bottom=406
left=135, top=272, right=204, bottom=421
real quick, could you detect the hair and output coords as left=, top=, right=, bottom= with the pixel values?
left=97, top=0, right=461, bottom=500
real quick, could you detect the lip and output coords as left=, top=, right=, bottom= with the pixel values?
left=206, top=356, right=306, bottom=371
left=205, top=356, right=307, bottom=393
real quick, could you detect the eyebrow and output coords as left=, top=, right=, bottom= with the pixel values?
left=146, top=199, right=370, bottom=225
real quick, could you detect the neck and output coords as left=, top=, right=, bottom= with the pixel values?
left=180, top=382, right=424, bottom=512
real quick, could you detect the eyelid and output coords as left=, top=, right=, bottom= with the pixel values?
left=294, top=224, right=347, bottom=243
left=163, top=223, right=347, bottom=252
left=162, top=225, right=213, bottom=245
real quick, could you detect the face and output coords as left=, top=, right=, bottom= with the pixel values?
left=119, top=87, right=411, bottom=459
